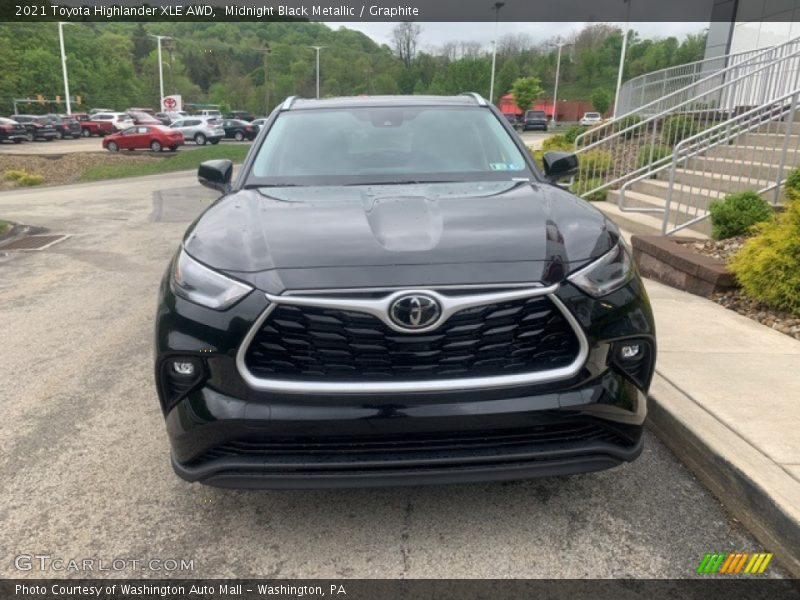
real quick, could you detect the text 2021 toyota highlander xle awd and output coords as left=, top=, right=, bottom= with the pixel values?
left=155, top=94, right=656, bottom=489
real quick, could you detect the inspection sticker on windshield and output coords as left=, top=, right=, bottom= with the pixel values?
left=490, top=163, right=512, bottom=171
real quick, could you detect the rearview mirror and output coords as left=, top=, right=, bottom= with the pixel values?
left=542, top=151, right=579, bottom=182
left=198, top=159, right=233, bottom=194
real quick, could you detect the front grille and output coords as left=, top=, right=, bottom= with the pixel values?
left=244, top=295, right=580, bottom=381
left=196, top=422, right=632, bottom=463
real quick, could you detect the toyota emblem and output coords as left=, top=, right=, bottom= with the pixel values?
left=389, top=294, right=442, bottom=330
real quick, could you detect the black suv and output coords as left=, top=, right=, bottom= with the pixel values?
left=11, top=115, right=58, bottom=141
left=155, top=94, right=655, bottom=489
left=522, top=110, right=548, bottom=131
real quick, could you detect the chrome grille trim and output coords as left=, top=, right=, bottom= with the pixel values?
left=235, top=285, right=589, bottom=394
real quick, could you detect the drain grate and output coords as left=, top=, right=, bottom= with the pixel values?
left=0, top=234, right=71, bottom=251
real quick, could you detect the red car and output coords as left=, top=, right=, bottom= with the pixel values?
left=73, top=113, right=115, bottom=137
left=102, top=125, right=184, bottom=152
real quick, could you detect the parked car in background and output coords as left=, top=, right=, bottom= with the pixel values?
left=0, top=117, right=27, bottom=143
left=73, top=112, right=116, bottom=137
left=89, top=107, right=115, bottom=115
left=227, top=110, right=254, bottom=122
left=128, top=110, right=162, bottom=126
left=220, top=118, right=258, bottom=141
left=11, top=115, right=58, bottom=141
left=251, top=118, right=267, bottom=129
left=102, top=125, right=184, bottom=153
left=197, top=109, right=222, bottom=118
left=126, top=107, right=155, bottom=116
left=154, top=112, right=173, bottom=126
left=91, top=112, right=135, bottom=132
left=503, top=113, right=521, bottom=129
left=42, top=114, right=82, bottom=139
left=522, top=110, right=548, bottom=131
left=580, top=112, right=603, bottom=126
left=169, top=117, right=224, bottom=145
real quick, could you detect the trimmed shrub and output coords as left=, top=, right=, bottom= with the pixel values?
left=579, top=149, right=612, bottom=177
left=563, top=125, right=588, bottom=145
left=708, top=190, right=773, bottom=239
left=571, top=178, right=608, bottom=202
left=636, top=145, right=672, bottom=169
left=3, top=170, right=27, bottom=181
left=661, top=115, right=699, bottom=145
left=3, top=169, right=43, bottom=186
left=616, top=115, right=642, bottom=139
left=729, top=200, right=800, bottom=315
left=784, top=165, right=800, bottom=201
left=541, top=134, right=572, bottom=152
left=529, top=148, right=544, bottom=170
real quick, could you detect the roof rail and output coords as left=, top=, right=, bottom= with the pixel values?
left=280, top=96, right=299, bottom=111
left=460, top=92, right=488, bottom=106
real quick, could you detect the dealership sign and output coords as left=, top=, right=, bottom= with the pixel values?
left=162, top=95, right=181, bottom=112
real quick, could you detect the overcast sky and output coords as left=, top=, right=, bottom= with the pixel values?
left=329, top=22, right=709, bottom=51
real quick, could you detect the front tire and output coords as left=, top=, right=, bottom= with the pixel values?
left=150, top=140, right=162, bottom=152
left=82, top=128, right=91, bottom=137
left=194, top=133, right=207, bottom=146
left=26, top=132, right=34, bottom=142
left=107, top=141, right=119, bottom=152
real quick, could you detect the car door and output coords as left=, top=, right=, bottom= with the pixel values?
left=116, top=127, right=137, bottom=149
left=131, top=126, right=151, bottom=148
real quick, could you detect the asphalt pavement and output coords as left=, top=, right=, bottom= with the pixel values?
left=0, top=173, right=786, bottom=578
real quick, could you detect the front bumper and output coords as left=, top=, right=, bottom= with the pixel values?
left=155, top=273, right=656, bottom=489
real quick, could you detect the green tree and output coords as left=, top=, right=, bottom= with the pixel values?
left=591, top=88, right=612, bottom=115
left=510, top=77, right=543, bottom=113
left=494, top=60, right=520, bottom=103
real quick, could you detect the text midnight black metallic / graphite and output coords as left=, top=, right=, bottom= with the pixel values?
left=154, top=95, right=657, bottom=489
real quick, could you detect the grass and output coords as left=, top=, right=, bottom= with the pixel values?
left=0, top=219, right=11, bottom=238
left=79, top=145, right=251, bottom=182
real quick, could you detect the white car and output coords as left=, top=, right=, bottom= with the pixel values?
left=580, top=112, right=603, bottom=126
left=169, top=117, right=225, bottom=145
left=92, top=112, right=135, bottom=132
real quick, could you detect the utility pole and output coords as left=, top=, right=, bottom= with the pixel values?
left=488, top=2, right=506, bottom=103
left=549, top=40, right=572, bottom=126
left=259, top=46, right=272, bottom=114
left=148, top=34, right=172, bottom=111
left=613, top=0, right=632, bottom=118
left=58, top=22, right=73, bottom=115
left=309, top=46, right=325, bottom=99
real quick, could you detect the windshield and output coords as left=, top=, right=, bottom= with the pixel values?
left=249, top=106, right=533, bottom=186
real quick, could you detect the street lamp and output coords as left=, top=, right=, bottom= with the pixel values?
left=309, top=45, right=326, bottom=99
left=148, top=34, right=173, bottom=112
left=58, top=22, right=74, bottom=115
left=549, top=40, right=572, bottom=126
left=613, top=0, right=632, bottom=118
left=488, top=2, right=506, bottom=103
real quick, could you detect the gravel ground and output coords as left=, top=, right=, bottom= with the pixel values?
left=0, top=152, right=161, bottom=188
left=674, top=237, right=800, bottom=341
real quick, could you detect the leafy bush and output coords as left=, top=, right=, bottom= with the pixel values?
left=3, top=169, right=44, bottom=186
left=708, top=190, right=773, bottom=239
left=784, top=165, right=800, bottom=201
left=615, top=115, right=642, bottom=139
left=541, top=134, right=572, bottom=152
left=729, top=200, right=800, bottom=315
left=579, top=149, right=612, bottom=177
left=563, top=125, right=588, bottom=144
left=636, top=145, right=672, bottom=169
left=661, top=115, right=699, bottom=145
left=529, top=148, right=544, bottom=169
left=571, top=178, right=607, bottom=201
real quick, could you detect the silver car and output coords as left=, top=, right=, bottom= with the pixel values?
left=169, top=117, right=224, bottom=145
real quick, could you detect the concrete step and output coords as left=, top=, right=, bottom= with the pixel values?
left=684, top=155, right=785, bottom=181
left=633, top=177, right=784, bottom=207
left=757, top=120, right=800, bottom=136
left=706, top=143, right=800, bottom=161
left=740, top=132, right=799, bottom=147
left=600, top=194, right=711, bottom=238
left=666, top=169, right=780, bottom=196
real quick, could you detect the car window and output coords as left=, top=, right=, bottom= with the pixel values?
left=121, top=127, right=136, bottom=135
left=137, top=127, right=149, bottom=134
left=250, top=106, right=532, bottom=186
left=171, top=120, right=183, bottom=128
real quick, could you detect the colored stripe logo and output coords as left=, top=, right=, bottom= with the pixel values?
left=696, top=552, right=773, bottom=574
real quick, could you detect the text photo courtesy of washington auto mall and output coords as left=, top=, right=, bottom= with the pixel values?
left=1, top=0, right=800, bottom=598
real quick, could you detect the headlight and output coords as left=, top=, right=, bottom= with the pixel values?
left=171, top=249, right=252, bottom=310
left=567, top=241, right=634, bottom=297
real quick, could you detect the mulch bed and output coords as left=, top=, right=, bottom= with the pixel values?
left=0, top=152, right=161, bottom=188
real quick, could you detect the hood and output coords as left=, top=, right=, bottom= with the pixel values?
left=183, top=181, right=619, bottom=291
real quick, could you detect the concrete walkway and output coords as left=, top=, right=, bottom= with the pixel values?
left=643, top=277, right=800, bottom=576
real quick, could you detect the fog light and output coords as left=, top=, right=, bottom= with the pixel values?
left=172, top=361, right=196, bottom=376
left=620, top=344, right=641, bottom=360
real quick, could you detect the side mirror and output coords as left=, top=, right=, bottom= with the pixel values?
left=198, top=159, right=233, bottom=194
left=542, top=151, right=579, bottom=182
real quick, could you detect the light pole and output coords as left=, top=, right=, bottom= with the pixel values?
left=310, top=46, right=326, bottom=99
left=58, top=22, right=73, bottom=115
left=613, top=0, right=632, bottom=118
left=488, top=2, right=505, bottom=103
left=149, top=34, right=172, bottom=111
left=549, top=40, right=571, bottom=126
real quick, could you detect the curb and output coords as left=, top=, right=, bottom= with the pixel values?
left=647, top=373, right=800, bottom=577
